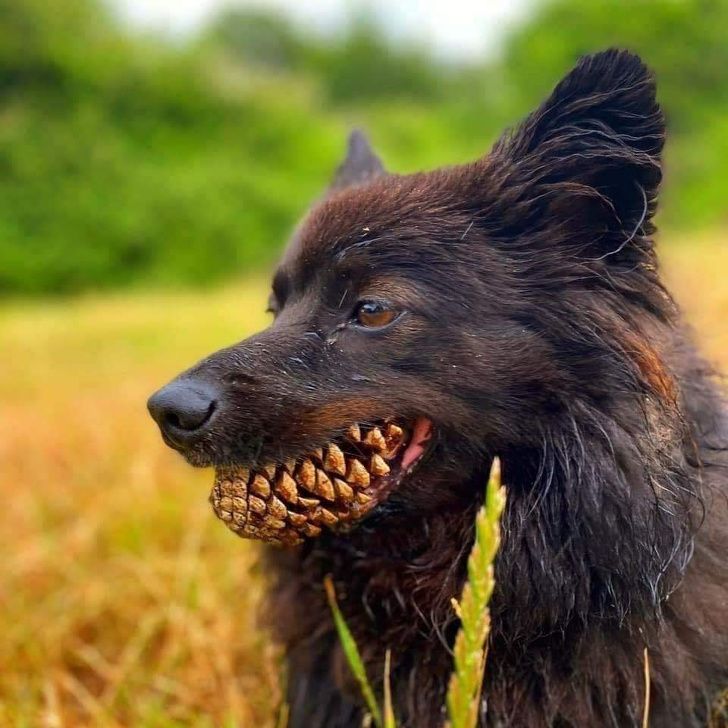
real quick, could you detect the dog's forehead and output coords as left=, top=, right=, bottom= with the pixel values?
left=280, top=169, right=464, bottom=278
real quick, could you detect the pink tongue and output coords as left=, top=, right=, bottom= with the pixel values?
left=401, top=417, right=433, bottom=470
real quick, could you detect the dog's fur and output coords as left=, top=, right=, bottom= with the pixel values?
left=155, top=50, right=728, bottom=726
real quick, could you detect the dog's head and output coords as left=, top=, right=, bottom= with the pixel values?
left=148, top=49, right=667, bottom=546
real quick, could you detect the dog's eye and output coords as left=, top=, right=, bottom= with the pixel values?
left=354, top=301, right=398, bottom=328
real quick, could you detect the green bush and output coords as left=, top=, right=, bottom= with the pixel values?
left=0, top=0, right=726, bottom=295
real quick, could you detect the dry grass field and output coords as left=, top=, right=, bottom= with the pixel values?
left=1, top=233, right=726, bottom=727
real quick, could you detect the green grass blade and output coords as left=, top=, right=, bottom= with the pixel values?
left=445, top=457, right=506, bottom=728
left=324, top=575, right=383, bottom=728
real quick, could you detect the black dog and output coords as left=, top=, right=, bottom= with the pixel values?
left=148, top=50, right=728, bottom=727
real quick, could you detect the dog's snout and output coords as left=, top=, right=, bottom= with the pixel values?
left=147, top=379, right=218, bottom=447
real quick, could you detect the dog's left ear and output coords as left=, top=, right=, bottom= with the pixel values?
left=330, top=129, right=386, bottom=191
left=486, top=49, right=665, bottom=260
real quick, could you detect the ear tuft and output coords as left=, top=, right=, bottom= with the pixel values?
left=330, top=129, right=386, bottom=191
left=501, top=49, right=664, bottom=161
left=490, top=49, right=665, bottom=259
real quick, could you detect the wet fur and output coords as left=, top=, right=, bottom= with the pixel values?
left=167, top=50, right=728, bottom=726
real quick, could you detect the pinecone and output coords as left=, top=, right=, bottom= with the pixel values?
left=210, top=422, right=407, bottom=546
left=711, top=687, right=728, bottom=728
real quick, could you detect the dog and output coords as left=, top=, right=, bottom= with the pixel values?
left=148, top=49, right=728, bottom=727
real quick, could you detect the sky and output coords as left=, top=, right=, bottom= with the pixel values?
left=112, top=0, right=535, bottom=60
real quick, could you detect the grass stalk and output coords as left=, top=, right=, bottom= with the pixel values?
left=324, top=458, right=506, bottom=728
left=642, top=647, right=651, bottom=728
left=383, top=649, right=397, bottom=728
left=324, top=575, right=383, bottom=728
left=445, top=457, right=506, bottom=728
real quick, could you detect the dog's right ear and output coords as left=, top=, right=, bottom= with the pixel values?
left=330, top=130, right=386, bottom=191
left=481, top=49, right=664, bottom=263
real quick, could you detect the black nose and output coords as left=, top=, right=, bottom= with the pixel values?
left=147, top=379, right=219, bottom=447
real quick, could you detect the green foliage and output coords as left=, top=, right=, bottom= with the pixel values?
left=0, top=0, right=343, bottom=294
left=0, top=0, right=726, bottom=295
left=324, top=575, right=383, bottom=727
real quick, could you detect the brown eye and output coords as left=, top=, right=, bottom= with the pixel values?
left=354, top=301, right=398, bottom=328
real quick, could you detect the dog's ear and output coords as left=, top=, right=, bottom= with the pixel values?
left=486, top=49, right=664, bottom=260
left=330, top=129, right=386, bottom=191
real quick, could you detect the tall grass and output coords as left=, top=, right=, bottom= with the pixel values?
left=642, top=648, right=651, bottom=728
left=325, top=459, right=506, bottom=728
left=324, top=575, right=383, bottom=727
left=445, top=458, right=505, bottom=728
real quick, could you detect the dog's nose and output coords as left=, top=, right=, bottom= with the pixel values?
left=147, top=379, right=218, bottom=447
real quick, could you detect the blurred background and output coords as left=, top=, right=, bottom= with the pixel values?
left=0, top=0, right=726, bottom=725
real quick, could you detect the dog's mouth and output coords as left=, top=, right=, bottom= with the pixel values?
left=210, top=417, right=433, bottom=546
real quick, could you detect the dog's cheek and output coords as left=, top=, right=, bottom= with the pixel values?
left=332, top=316, right=557, bottom=445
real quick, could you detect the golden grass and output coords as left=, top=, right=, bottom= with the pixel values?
left=0, top=283, right=280, bottom=728
left=0, top=232, right=726, bottom=727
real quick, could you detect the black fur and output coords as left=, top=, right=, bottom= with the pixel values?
left=150, top=50, right=728, bottom=726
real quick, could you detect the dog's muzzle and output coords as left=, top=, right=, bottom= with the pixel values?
left=211, top=418, right=432, bottom=546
